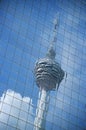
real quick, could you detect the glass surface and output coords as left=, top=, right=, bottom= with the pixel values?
left=0, top=0, right=86, bottom=130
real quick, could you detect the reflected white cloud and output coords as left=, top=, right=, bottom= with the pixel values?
left=0, top=89, right=34, bottom=130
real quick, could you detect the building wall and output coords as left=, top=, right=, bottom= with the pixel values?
left=0, top=0, right=86, bottom=130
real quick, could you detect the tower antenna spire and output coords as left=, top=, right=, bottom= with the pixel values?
left=46, top=13, right=59, bottom=60
left=52, top=13, right=59, bottom=44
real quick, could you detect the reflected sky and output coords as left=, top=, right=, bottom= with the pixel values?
left=0, top=0, right=86, bottom=130
left=0, top=90, right=34, bottom=130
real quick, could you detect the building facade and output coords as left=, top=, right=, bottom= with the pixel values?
left=0, top=0, right=86, bottom=130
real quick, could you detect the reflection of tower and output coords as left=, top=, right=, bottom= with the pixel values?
left=34, top=15, right=65, bottom=130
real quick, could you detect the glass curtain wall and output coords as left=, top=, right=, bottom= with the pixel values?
left=0, top=0, right=86, bottom=130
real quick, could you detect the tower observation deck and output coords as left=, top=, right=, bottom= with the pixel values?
left=34, top=15, right=65, bottom=130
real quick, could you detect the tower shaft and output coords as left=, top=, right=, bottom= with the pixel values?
left=34, top=89, right=49, bottom=130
